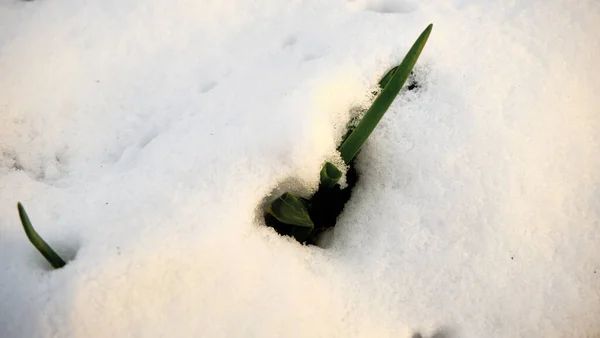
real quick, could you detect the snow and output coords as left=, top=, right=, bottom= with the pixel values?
left=1, top=0, right=599, bottom=337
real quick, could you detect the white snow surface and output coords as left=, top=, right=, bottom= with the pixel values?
left=1, top=0, right=599, bottom=337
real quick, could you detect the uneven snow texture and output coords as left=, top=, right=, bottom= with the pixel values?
left=1, top=0, right=599, bottom=337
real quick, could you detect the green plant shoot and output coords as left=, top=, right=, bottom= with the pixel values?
left=320, top=162, right=343, bottom=189
left=268, top=193, right=314, bottom=229
left=338, top=24, right=432, bottom=164
left=265, top=24, right=433, bottom=242
left=17, top=202, right=66, bottom=269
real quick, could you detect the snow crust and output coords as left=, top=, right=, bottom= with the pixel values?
left=1, top=0, right=599, bottom=337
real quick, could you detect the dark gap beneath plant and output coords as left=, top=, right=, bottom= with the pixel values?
left=264, top=158, right=359, bottom=246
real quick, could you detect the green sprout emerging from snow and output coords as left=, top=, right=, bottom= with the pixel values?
left=17, top=202, right=66, bottom=269
left=267, top=24, right=433, bottom=243
left=338, top=23, right=432, bottom=164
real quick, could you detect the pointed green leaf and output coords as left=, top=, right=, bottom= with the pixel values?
left=267, top=193, right=314, bottom=228
left=319, top=162, right=343, bottom=189
left=378, top=65, right=398, bottom=89
left=338, top=24, right=433, bottom=164
left=17, top=202, right=66, bottom=269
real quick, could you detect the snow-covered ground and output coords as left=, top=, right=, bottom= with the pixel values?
left=1, top=0, right=599, bottom=337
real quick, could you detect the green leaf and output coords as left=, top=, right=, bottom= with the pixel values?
left=378, top=65, right=398, bottom=89
left=338, top=24, right=433, bottom=164
left=319, top=162, right=343, bottom=189
left=17, top=202, right=66, bottom=269
left=267, top=193, right=314, bottom=228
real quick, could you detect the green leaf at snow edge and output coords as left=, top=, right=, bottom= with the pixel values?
left=267, top=193, right=314, bottom=228
left=17, top=202, right=66, bottom=269
left=378, top=65, right=398, bottom=89
left=338, top=24, right=433, bottom=164
left=319, top=162, right=343, bottom=189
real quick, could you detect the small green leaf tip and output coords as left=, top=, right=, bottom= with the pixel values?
left=17, top=202, right=66, bottom=269
left=338, top=23, right=433, bottom=164
left=378, top=65, right=398, bottom=89
left=268, top=193, right=314, bottom=228
left=320, top=162, right=343, bottom=189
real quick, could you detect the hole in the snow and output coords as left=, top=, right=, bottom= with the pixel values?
left=55, top=242, right=79, bottom=266
left=262, top=159, right=358, bottom=246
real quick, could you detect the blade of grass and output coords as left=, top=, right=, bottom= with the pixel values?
left=338, top=24, right=432, bottom=164
left=17, top=202, right=66, bottom=269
